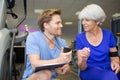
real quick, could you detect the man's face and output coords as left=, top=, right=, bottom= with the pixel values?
left=45, top=14, right=63, bottom=36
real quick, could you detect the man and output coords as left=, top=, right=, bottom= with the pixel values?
left=22, top=9, right=72, bottom=80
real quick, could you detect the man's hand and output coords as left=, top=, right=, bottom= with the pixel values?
left=55, top=64, right=70, bottom=75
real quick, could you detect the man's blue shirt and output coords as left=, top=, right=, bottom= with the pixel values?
left=22, top=31, right=67, bottom=80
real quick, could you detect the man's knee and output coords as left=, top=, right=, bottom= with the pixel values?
left=27, top=70, right=52, bottom=80
left=42, top=70, right=52, bottom=80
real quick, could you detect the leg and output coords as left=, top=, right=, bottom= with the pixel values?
left=117, top=71, right=120, bottom=79
left=26, top=70, right=52, bottom=80
left=80, top=67, right=118, bottom=80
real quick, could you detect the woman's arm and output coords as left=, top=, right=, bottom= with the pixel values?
left=110, top=47, right=120, bottom=74
left=77, top=47, right=90, bottom=70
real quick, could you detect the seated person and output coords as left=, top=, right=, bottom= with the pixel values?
left=75, top=4, right=120, bottom=80
left=22, top=9, right=72, bottom=80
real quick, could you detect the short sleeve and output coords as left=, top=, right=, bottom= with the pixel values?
left=26, top=34, right=40, bottom=55
left=75, top=34, right=83, bottom=50
left=61, top=39, right=67, bottom=47
left=109, top=31, right=117, bottom=48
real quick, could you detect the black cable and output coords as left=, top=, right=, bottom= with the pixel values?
left=9, top=32, right=16, bottom=80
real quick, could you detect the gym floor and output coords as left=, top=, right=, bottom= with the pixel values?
left=57, top=64, right=80, bottom=80
left=14, top=46, right=80, bottom=80
left=15, top=63, right=80, bottom=80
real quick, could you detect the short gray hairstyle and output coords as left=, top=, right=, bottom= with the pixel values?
left=78, top=4, right=106, bottom=25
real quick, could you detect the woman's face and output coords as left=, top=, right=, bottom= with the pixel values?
left=82, top=19, right=99, bottom=32
left=44, top=14, right=63, bottom=36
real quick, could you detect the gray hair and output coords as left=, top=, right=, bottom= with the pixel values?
left=78, top=4, right=106, bottom=25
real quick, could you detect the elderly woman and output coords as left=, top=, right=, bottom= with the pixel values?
left=76, top=4, right=120, bottom=80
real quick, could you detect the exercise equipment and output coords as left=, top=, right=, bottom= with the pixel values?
left=0, top=0, right=27, bottom=80
left=111, top=16, right=120, bottom=56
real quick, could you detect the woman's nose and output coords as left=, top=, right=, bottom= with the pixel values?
left=82, top=19, right=86, bottom=25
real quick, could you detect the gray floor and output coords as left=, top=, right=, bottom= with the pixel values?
left=15, top=63, right=80, bottom=80
left=57, top=64, right=80, bottom=80
left=13, top=46, right=80, bottom=80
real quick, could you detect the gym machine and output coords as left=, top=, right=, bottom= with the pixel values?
left=111, top=16, right=120, bottom=56
left=0, top=0, right=27, bottom=80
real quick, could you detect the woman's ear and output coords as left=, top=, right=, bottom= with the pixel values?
left=96, top=21, right=100, bottom=25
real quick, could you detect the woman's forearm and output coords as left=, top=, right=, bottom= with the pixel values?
left=78, top=58, right=87, bottom=70
left=111, top=57, right=120, bottom=64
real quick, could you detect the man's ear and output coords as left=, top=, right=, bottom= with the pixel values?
left=43, top=22, right=48, bottom=29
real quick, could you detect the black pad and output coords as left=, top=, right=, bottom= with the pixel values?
left=109, top=52, right=118, bottom=57
left=14, top=46, right=25, bottom=63
left=63, top=47, right=71, bottom=53
left=34, top=62, right=66, bottom=73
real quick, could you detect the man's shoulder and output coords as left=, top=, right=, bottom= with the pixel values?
left=56, top=37, right=65, bottom=42
left=27, top=31, right=43, bottom=40
left=28, top=31, right=42, bottom=37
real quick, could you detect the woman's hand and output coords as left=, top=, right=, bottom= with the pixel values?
left=78, top=47, right=90, bottom=62
left=55, top=64, right=70, bottom=75
left=111, top=60, right=120, bottom=74
left=77, top=47, right=90, bottom=70
left=110, top=47, right=120, bottom=74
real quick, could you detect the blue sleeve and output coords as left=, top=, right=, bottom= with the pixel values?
left=109, top=31, right=117, bottom=48
left=75, top=34, right=83, bottom=50
left=57, top=37, right=67, bottom=47
left=62, top=39, right=67, bottom=47
left=26, top=34, right=40, bottom=55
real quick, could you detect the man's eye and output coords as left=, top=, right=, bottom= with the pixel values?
left=56, top=22, right=60, bottom=24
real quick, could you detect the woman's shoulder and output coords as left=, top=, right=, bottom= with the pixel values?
left=76, top=31, right=85, bottom=38
left=102, top=28, right=113, bottom=35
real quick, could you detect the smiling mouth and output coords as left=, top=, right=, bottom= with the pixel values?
left=83, top=26, right=88, bottom=28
